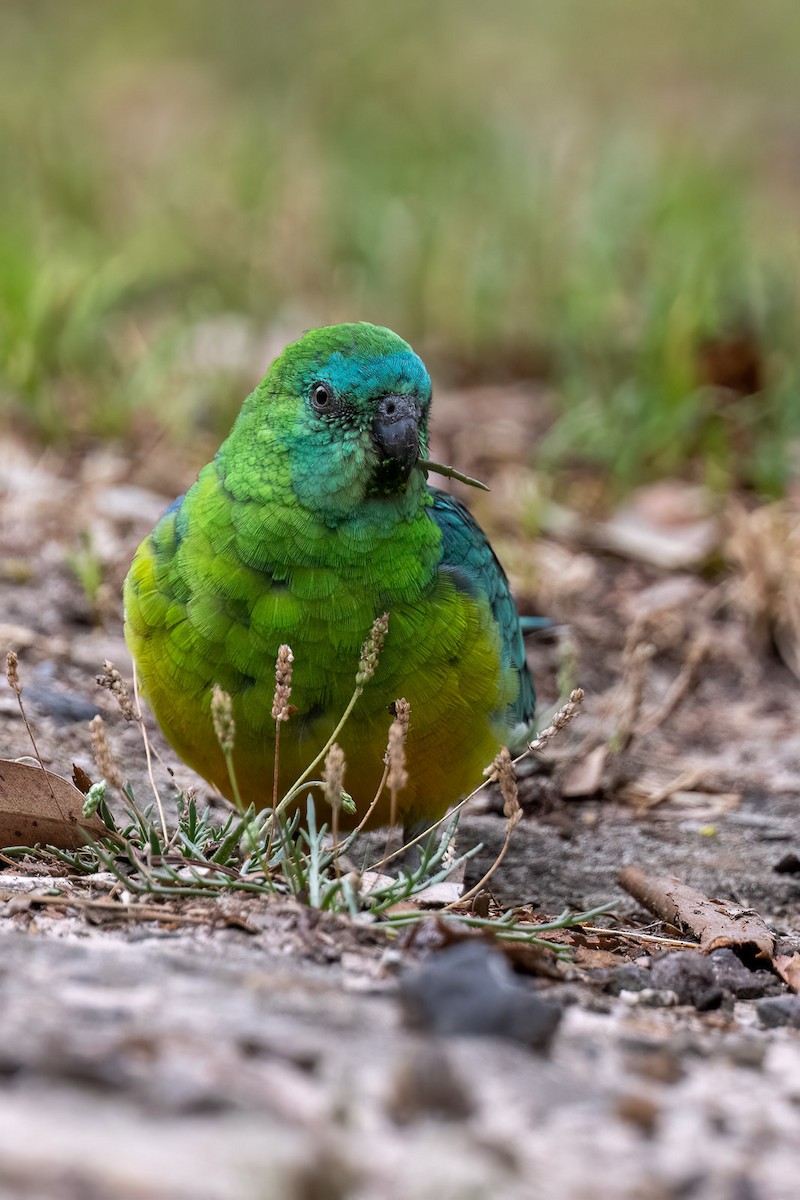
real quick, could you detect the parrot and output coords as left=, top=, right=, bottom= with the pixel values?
left=124, top=323, right=536, bottom=831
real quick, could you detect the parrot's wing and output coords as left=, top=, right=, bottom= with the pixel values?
left=428, top=487, right=536, bottom=737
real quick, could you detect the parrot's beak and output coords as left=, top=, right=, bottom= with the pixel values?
left=371, top=394, right=421, bottom=492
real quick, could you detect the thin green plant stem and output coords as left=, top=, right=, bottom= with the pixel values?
left=306, top=797, right=321, bottom=907
left=417, top=459, right=490, bottom=491
left=328, top=762, right=388, bottom=856
left=10, top=687, right=59, bottom=808
left=442, top=820, right=515, bottom=911
left=132, top=663, right=169, bottom=844
left=367, top=691, right=584, bottom=874
left=366, top=791, right=474, bottom=873
left=272, top=720, right=281, bottom=809
left=221, top=748, right=274, bottom=890
left=276, top=685, right=362, bottom=817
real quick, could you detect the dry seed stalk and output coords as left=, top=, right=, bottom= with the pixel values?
left=5, top=649, right=60, bottom=806
left=444, top=745, right=519, bottom=911
left=130, top=661, right=169, bottom=843
left=528, top=688, right=585, bottom=753
left=277, top=614, right=391, bottom=812
left=96, top=660, right=138, bottom=722
left=271, top=644, right=294, bottom=808
left=369, top=688, right=586, bottom=876
left=323, top=743, right=346, bottom=811
left=271, top=644, right=294, bottom=722
left=488, top=746, right=521, bottom=831
left=323, top=743, right=346, bottom=868
left=356, top=613, right=389, bottom=686
left=386, top=697, right=410, bottom=827
left=89, top=714, right=124, bottom=791
left=614, top=641, right=654, bottom=752
left=211, top=685, right=235, bottom=756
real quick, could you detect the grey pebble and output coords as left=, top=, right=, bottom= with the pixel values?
left=756, top=995, right=800, bottom=1029
left=400, top=940, right=562, bottom=1051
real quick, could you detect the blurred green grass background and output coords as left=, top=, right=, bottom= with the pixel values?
left=2, top=0, right=799, bottom=495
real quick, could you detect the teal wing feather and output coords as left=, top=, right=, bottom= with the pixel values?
left=428, top=487, right=536, bottom=732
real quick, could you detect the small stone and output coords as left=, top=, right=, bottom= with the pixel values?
left=583, top=994, right=613, bottom=1014
left=756, top=995, right=800, bottom=1029
left=27, top=686, right=101, bottom=724
left=624, top=1046, right=685, bottom=1085
left=615, top=1092, right=660, bottom=1135
left=400, top=940, right=562, bottom=1051
left=620, top=988, right=679, bottom=1008
left=650, top=951, right=724, bottom=1009
left=722, top=1036, right=767, bottom=1070
left=595, top=963, right=651, bottom=995
left=708, top=948, right=780, bottom=1000
left=386, top=1042, right=474, bottom=1125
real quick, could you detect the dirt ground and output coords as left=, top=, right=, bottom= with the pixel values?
left=1, top=387, right=800, bottom=1199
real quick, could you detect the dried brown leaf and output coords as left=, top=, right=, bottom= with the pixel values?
left=71, top=764, right=94, bottom=795
left=561, top=744, right=607, bottom=798
left=773, top=952, right=800, bottom=992
left=0, top=760, right=106, bottom=850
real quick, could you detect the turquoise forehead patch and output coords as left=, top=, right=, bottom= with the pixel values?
left=320, top=349, right=431, bottom=403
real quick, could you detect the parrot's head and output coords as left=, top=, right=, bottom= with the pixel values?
left=232, top=323, right=433, bottom=521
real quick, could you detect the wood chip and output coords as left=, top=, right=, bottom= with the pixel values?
left=618, top=865, right=774, bottom=959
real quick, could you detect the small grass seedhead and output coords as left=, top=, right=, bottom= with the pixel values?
left=386, top=698, right=410, bottom=796
left=211, top=685, right=235, bottom=756
left=356, top=613, right=389, bottom=687
left=492, top=747, right=521, bottom=831
left=5, top=650, right=20, bottom=696
left=96, top=660, right=138, bottom=722
left=323, top=743, right=346, bottom=811
left=271, top=644, right=294, bottom=722
left=529, top=688, right=585, bottom=753
left=89, top=714, right=123, bottom=791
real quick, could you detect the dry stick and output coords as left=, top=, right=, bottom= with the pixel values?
left=131, top=663, right=169, bottom=843
left=641, top=631, right=710, bottom=735
left=631, top=765, right=709, bottom=812
left=578, top=926, right=699, bottom=950
left=417, top=459, right=490, bottom=492
left=613, top=639, right=655, bottom=752
left=0, top=890, right=213, bottom=925
left=442, top=823, right=514, bottom=911
left=327, top=762, right=390, bottom=861
left=618, top=865, right=774, bottom=959
left=5, top=650, right=60, bottom=809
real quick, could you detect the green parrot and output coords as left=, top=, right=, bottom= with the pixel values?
left=124, top=323, right=535, bottom=829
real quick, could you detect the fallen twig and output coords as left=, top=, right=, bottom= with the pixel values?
left=577, top=925, right=699, bottom=950
left=640, top=631, right=710, bottom=734
left=618, top=866, right=774, bottom=959
left=0, top=890, right=214, bottom=926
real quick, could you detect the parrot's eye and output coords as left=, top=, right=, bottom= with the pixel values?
left=310, top=382, right=335, bottom=413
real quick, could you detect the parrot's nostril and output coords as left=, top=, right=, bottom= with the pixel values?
left=385, top=400, right=396, bottom=416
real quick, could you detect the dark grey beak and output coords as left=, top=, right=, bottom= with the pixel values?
left=372, top=395, right=420, bottom=485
